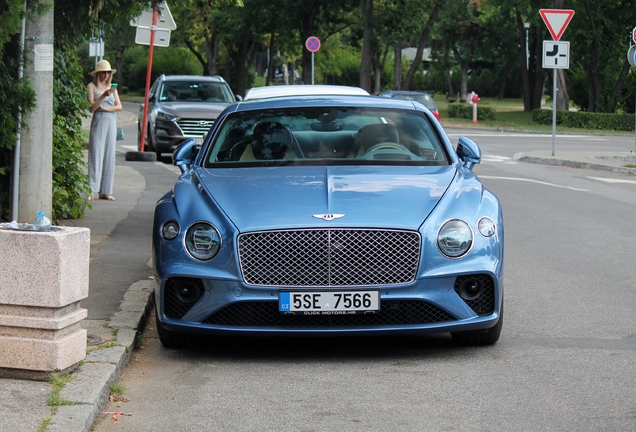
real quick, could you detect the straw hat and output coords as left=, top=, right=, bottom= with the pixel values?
left=90, top=60, right=116, bottom=76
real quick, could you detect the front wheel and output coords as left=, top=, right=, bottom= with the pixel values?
left=451, top=302, right=503, bottom=346
left=155, top=311, right=191, bottom=349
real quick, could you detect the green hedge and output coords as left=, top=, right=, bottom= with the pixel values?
left=448, top=103, right=497, bottom=121
left=532, top=109, right=635, bottom=131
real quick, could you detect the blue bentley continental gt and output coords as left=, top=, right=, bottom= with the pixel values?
left=152, top=94, right=504, bottom=348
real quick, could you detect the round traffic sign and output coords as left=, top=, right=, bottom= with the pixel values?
left=305, top=36, right=321, bottom=53
left=628, top=45, right=636, bottom=68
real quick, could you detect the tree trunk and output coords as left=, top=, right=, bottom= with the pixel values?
left=359, top=0, right=374, bottom=92
left=393, top=40, right=402, bottom=90
left=497, top=65, right=510, bottom=99
left=531, top=24, right=544, bottom=111
left=582, top=0, right=601, bottom=112
left=517, top=11, right=532, bottom=112
left=402, top=1, right=442, bottom=90
left=266, top=32, right=275, bottom=86
left=556, top=69, right=569, bottom=111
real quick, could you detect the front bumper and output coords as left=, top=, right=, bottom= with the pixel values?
left=154, top=272, right=503, bottom=337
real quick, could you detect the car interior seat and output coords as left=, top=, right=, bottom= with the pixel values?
left=240, top=122, right=297, bottom=161
left=350, top=123, right=400, bottom=157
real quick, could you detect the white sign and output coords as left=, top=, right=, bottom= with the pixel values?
left=89, top=38, right=104, bottom=57
left=539, top=9, right=575, bottom=41
left=130, top=1, right=176, bottom=30
left=135, top=27, right=171, bottom=47
left=542, top=41, right=569, bottom=69
left=34, top=44, right=54, bottom=71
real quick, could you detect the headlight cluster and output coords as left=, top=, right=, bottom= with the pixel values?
left=160, top=220, right=222, bottom=261
left=156, top=111, right=178, bottom=122
left=184, top=222, right=221, bottom=261
left=437, top=217, right=496, bottom=259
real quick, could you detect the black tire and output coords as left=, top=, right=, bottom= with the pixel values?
left=155, top=312, right=191, bottom=349
left=146, top=127, right=162, bottom=159
left=452, top=301, right=503, bottom=346
left=125, top=151, right=157, bottom=162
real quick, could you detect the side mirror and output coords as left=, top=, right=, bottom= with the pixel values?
left=172, top=139, right=199, bottom=174
left=456, top=136, right=481, bottom=170
left=235, top=95, right=243, bottom=101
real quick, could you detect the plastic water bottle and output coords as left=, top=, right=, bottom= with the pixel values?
left=33, top=210, right=52, bottom=231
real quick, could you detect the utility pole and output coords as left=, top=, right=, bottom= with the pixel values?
left=18, top=0, right=54, bottom=222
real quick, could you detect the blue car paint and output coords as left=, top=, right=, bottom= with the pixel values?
left=153, top=95, right=504, bottom=341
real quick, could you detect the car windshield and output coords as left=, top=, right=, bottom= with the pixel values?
left=204, top=107, right=449, bottom=167
left=390, top=94, right=437, bottom=111
left=159, top=81, right=235, bottom=103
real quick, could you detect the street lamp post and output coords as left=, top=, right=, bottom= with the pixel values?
left=524, top=20, right=530, bottom=71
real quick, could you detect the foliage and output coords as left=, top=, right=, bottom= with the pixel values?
left=532, top=109, right=635, bottom=131
left=447, top=103, right=496, bottom=121
left=52, top=49, right=92, bottom=220
left=0, top=0, right=37, bottom=220
left=122, top=45, right=203, bottom=92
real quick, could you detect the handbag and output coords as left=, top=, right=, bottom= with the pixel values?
left=116, top=126, right=124, bottom=141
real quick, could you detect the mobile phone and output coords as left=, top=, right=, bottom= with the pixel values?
left=111, top=83, right=118, bottom=89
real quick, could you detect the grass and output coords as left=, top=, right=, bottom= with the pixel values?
left=436, top=95, right=634, bottom=135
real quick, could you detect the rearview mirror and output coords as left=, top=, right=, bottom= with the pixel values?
left=173, top=139, right=199, bottom=174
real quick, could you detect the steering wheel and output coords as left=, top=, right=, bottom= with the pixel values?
left=228, top=135, right=255, bottom=160
left=364, top=142, right=407, bottom=154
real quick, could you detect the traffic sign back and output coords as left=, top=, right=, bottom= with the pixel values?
left=539, top=9, right=574, bottom=41
left=131, top=1, right=176, bottom=30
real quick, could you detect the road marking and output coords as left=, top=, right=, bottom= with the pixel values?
left=480, top=175, right=587, bottom=191
left=447, top=132, right=608, bottom=141
left=482, top=155, right=516, bottom=164
left=588, top=176, right=636, bottom=185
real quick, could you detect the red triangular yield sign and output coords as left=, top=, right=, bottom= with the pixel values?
left=539, top=9, right=575, bottom=41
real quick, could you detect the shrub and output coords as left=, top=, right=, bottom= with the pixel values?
left=448, top=103, right=497, bottom=121
left=532, top=109, right=635, bottom=131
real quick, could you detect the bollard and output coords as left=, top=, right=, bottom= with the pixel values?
left=0, top=226, right=90, bottom=380
left=471, top=93, right=480, bottom=124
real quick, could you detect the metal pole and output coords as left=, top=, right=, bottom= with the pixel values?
left=10, top=1, right=27, bottom=222
left=525, top=28, right=529, bottom=70
left=552, top=68, right=557, bottom=156
left=311, top=52, right=314, bottom=85
left=139, top=4, right=159, bottom=152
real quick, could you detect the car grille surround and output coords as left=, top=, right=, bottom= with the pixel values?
left=176, top=118, right=214, bottom=137
left=238, top=229, right=421, bottom=287
left=203, top=300, right=455, bottom=327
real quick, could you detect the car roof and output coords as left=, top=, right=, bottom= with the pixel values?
left=161, top=75, right=226, bottom=83
left=233, top=94, right=429, bottom=112
left=379, top=90, right=432, bottom=96
left=244, top=85, right=370, bottom=100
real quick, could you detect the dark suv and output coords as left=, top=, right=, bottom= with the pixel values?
left=378, top=90, right=440, bottom=120
left=138, top=75, right=240, bottom=156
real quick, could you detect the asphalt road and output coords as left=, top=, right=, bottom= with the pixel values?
left=93, top=126, right=636, bottom=431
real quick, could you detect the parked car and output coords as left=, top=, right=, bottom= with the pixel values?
left=152, top=94, right=504, bottom=348
left=244, top=85, right=369, bottom=100
left=378, top=90, right=440, bottom=120
left=138, top=75, right=240, bottom=157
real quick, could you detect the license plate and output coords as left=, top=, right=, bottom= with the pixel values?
left=279, top=291, right=380, bottom=315
left=194, top=138, right=203, bottom=144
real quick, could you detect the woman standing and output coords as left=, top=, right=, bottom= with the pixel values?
left=87, top=60, right=122, bottom=201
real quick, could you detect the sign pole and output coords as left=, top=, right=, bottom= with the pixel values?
left=311, top=52, right=314, bottom=85
left=552, top=69, right=557, bottom=156
left=138, top=4, right=158, bottom=152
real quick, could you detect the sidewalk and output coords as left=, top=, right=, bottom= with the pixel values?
left=3, top=112, right=636, bottom=432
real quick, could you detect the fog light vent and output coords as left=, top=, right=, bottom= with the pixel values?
left=454, top=274, right=495, bottom=316
left=164, top=277, right=205, bottom=319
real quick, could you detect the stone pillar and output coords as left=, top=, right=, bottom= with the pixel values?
left=0, top=227, right=89, bottom=379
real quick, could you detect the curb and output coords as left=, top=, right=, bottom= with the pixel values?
left=514, top=154, right=636, bottom=176
left=46, top=280, right=154, bottom=432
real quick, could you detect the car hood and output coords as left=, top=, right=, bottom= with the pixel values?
left=195, top=165, right=457, bottom=231
left=159, top=102, right=229, bottom=118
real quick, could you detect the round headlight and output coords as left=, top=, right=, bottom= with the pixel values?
left=161, top=220, right=180, bottom=241
left=437, top=219, right=473, bottom=258
left=478, top=217, right=496, bottom=237
left=184, top=222, right=221, bottom=261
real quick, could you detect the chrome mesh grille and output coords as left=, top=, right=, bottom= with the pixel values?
left=176, top=119, right=214, bottom=137
left=238, top=229, right=421, bottom=287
